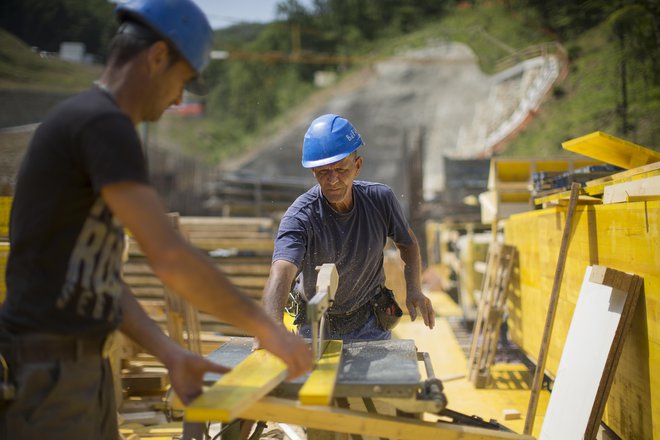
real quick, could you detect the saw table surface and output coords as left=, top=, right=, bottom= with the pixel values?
left=205, top=337, right=421, bottom=399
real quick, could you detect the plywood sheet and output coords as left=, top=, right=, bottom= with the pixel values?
left=562, top=131, right=660, bottom=169
left=539, top=266, right=641, bottom=440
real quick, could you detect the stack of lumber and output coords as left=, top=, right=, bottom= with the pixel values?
left=118, top=216, right=276, bottom=429
left=205, top=174, right=312, bottom=217
left=124, top=216, right=275, bottom=337
left=533, top=131, right=660, bottom=207
left=478, top=156, right=599, bottom=224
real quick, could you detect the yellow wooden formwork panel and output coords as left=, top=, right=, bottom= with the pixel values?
left=562, top=131, right=660, bottom=169
left=505, top=201, right=660, bottom=439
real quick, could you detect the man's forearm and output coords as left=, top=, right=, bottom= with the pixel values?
left=262, top=260, right=298, bottom=324
left=397, top=230, right=423, bottom=292
left=118, top=284, right=182, bottom=366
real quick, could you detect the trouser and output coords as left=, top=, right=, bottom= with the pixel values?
left=0, top=331, right=118, bottom=440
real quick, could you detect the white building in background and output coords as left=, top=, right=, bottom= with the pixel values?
left=59, top=42, right=85, bottom=63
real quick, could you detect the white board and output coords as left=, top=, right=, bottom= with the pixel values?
left=539, top=265, right=639, bottom=440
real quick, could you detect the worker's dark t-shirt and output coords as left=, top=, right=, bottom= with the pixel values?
left=1, top=86, right=148, bottom=335
left=273, top=181, right=413, bottom=314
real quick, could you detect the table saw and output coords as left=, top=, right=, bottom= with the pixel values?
left=182, top=336, right=529, bottom=440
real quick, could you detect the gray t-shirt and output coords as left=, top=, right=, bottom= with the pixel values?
left=273, top=181, right=413, bottom=314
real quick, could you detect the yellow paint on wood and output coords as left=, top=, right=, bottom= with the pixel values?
left=298, top=340, right=343, bottom=406
left=184, top=349, right=288, bottom=422
left=0, top=242, right=9, bottom=303
left=562, top=131, right=660, bottom=169
left=505, top=200, right=660, bottom=439
left=0, top=197, right=11, bottom=238
left=241, top=396, right=534, bottom=440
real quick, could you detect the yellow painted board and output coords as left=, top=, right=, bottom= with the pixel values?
left=584, top=168, right=660, bottom=197
left=184, top=349, right=288, bottom=423
left=562, top=131, right=660, bottom=169
left=586, top=160, right=660, bottom=187
left=299, top=340, right=343, bottom=406
left=505, top=201, right=660, bottom=439
left=240, top=396, right=534, bottom=440
left=0, top=197, right=11, bottom=238
left=0, top=242, right=9, bottom=303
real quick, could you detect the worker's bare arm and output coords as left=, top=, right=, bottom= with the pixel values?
left=102, top=181, right=312, bottom=378
left=395, top=228, right=435, bottom=329
left=262, top=259, right=298, bottom=325
left=118, top=284, right=229, bottom=404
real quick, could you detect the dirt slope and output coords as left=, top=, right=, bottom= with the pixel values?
left=231, top=42, right=492, bottom=213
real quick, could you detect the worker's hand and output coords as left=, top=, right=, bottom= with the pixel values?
left=258, top=327, right=313, bottom=380
left=166, top=349, right=230, bottom=405
left=406, top=290, right=435, bottom=329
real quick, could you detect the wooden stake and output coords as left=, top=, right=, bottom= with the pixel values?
left=523, top=182, right=581, bottom=435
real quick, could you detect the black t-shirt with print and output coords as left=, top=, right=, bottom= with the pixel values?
left=1, top=86, right=148, bottom=335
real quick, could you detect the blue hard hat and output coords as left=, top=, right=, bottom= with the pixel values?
left=115, top=0, right=213, bottom=75
left=302, top=114, right=363, bottom=168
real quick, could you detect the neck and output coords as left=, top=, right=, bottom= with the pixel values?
left=98, top=62, right=146, bottom=125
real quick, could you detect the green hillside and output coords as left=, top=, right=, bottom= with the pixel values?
left=0, top=29, right=100, bottom=92
left=1, top=1, right=657, bottom=154
left=505, top=20, right=659, bottom=155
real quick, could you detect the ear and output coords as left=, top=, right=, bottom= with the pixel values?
left=145, top=41, right=170, bottom=76
left=354, top=156, right=363, bottom=177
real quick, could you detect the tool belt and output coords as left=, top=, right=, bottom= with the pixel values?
left=0, top=332, right=112, bottom=364
left=369, top=286, right=403, bottom=331
left=293, top=286, right=402, bottom=334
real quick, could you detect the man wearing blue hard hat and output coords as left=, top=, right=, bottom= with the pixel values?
left=0, top=1, right=312, bottom=438
left=262, top=114, right=435, bottom=341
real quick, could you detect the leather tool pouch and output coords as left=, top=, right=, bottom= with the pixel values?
left=370, top=287, right=403, bottom=331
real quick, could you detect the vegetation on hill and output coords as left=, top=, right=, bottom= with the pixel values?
left=505, top=0, right=659, bottom=154
left=0, top=0, right=657, bottom=156
left=0, top=29, right=100, bottom=92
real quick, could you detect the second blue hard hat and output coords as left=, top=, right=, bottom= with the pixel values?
left=115, top=0, right=213, bottom=76
left=302, top=114, right=363, bottom=168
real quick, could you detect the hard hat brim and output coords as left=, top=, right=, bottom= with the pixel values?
left=301, top=144, right=363, bottom=169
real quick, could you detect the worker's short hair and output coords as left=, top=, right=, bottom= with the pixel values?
left=107, top=20, right=182, bottom=68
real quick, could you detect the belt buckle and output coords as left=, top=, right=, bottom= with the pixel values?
left=102, top=332, right=115, bottom=359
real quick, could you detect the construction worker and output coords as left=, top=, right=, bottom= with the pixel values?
left=0, top=1, right=312, bottom=438
left=262, top=114, right=435, bottom=341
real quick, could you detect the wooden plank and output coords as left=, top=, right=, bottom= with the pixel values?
left=0, top=196, right=11, bottom=238
left=583, top=168, right=660, bottom=197
left=602, top=175, right=660, bottom=204
left=299, top=340, right=343, bottom=406
left=561, top=131, right=660, bottom=169
left=237, top=396, right=533, bottom=440
left=185, top=349, right=288, bottom=423
left=539, top=266, right=642, bottom=440
left=585, top=160, right=660, bottom=187
left=524, top=182, right=580, bottom=435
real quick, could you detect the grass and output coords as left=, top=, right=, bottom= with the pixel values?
left=0, top=29, right=100, bottom=92
left=504, top=21, right=659, bottom=155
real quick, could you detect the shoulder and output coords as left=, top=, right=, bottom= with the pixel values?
left=280, top=185, right=321, bottom=226
left=287, top=185, right=322, bottom=215
left=45, top=87, right=132, bottom=132
left=353, top=180, right=395, bottom=199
